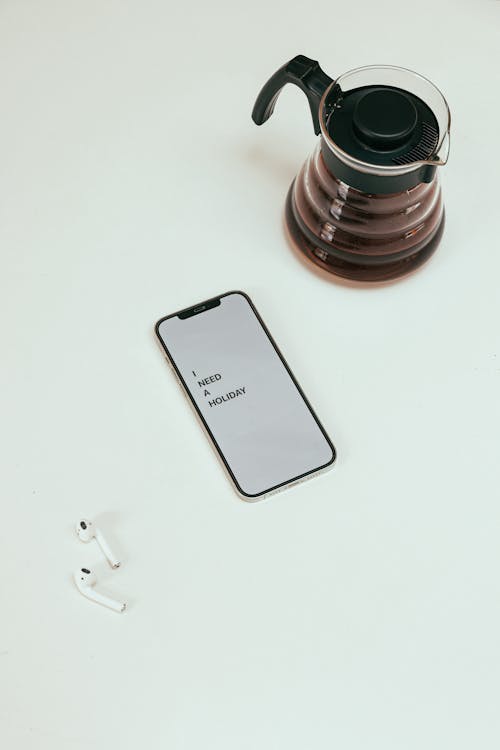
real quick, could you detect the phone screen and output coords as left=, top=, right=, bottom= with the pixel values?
left=156, top=291, right=335, bottom=498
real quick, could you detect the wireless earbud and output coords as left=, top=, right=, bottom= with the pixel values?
left=73, top=568, right=126, bottom=613
left=76, top=519, right=120, bottom=569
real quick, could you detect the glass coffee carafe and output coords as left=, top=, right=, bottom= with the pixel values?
left=252, top=55, right=451, bottom=282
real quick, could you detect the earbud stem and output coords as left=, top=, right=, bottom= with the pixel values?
left=82, top=587, right=126, bottom=613
left=95, top=529, right=121, bottom=569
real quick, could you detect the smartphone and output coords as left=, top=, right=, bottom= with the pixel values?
left=155, top=291, right=336, bottom=500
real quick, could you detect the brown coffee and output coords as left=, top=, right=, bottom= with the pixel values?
left=285, top=145, right=444, bottom=282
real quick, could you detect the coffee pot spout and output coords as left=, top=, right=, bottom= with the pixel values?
left=429, top=127, right=451, bottom=167
left=252, top=55, right=333, bottom=135
left=417, top=102, right=450, bottom=182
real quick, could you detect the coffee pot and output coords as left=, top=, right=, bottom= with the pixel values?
left=252, top=55, right=451, bottom=281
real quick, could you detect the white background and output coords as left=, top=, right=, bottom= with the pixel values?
left=1, top=1, right=499, bottom=748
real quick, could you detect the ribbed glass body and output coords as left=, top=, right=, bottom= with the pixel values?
left=285, top=144, right=445, bottom=282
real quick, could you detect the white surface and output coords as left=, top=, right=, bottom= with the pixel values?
left=1, top=1, right=499, bottom=748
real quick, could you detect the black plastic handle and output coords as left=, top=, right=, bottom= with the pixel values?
left=252, top=55, right=333, bottom=135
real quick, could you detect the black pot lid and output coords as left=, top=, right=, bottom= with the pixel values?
left=325, top=84, right=439, bottom=167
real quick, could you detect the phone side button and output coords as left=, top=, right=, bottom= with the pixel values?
left=173, top=372, right=187, bottom=393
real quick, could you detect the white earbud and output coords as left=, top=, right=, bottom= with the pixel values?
left=76, top=519, right=120, bottom=569
left=73, top=568, right=126, bottom=613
